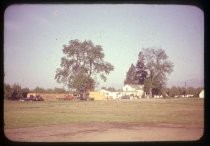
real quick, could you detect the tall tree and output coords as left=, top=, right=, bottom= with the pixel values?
left=53, top=87, right=67, bottom=94
left=55, top=39, right=114, bottom=99
left=124, top=64, right=136, bottom=85
left=11, top=84, right=22, bottom=99
left=135, top=51, right=148, bottom=85
left=4, top=83, right=30, bottom=100
left=143, top=48, right=174, bottom=98
left=33, top=87, right=46, bottom=93
left=168, top=86, right=179, bottom=97
left=4, top=83, right=12, bottom=99
left=21, top=88, right=30, bottom=98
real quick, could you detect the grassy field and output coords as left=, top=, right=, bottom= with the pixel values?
left=4, top=98, right=204, bottom=129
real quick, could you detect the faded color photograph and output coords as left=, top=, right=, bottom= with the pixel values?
left=4, top=4, right=204, bottom=142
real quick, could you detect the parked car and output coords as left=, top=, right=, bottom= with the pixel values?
left=22, top=95, right=44, bottom=101
left=120, top=95, right=130, bottom=99
left=34, top=95, right=44, bottom=101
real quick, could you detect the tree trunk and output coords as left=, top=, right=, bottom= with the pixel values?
left=83, top=91, right=86, bottom=100
left=149, top=88, right=152, bottom=98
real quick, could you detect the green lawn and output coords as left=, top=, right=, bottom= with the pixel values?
left=4, top=98, right=204, bottom=129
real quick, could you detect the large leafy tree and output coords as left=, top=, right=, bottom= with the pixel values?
left=55, top=39, right=114, bottom=99
left=143, top=48, right=174, bottom=97
left=4, top=83, right=12, bottom=99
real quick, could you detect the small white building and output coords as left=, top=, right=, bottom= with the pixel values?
left=185, top=94, right=194, bottom=98
left=199, top=89, right=204, bottom=98
left=27, top=93, right=37, bottom=98
left=122, top=84, right=144, bottom=98
left=98, top=89, right=121, bottom=100
left=93, top=84, right=145, bottom=100
left=123, top=84, right=143, bottom=91
left=107, top=91, right=121, bottom=100
left=99, top=89, right=109, bottom=96
left=154, top=95, right=163, bottom=98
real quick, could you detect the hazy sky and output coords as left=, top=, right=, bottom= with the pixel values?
left=4, top=4, right=204, bottom=90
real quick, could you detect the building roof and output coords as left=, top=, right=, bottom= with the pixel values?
left=125, top=84, right=144, bottom=90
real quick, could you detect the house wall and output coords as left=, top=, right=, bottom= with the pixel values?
left=89, top=91, right=107, bottom=100
left=89, top=85, right=145, bottom=100
left=122, top=85, right=144, bottom=98
left=199, top=90, right=204, bottom=98
left=27, top=93, right=37, bottom=98
left=136, top=90, right=144, bottom=98
left=121, top=90, right=144, bottom=98
left=108, top=92, right=121, bottom=99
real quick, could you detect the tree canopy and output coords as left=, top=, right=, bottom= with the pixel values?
left=4, top=83, right=30, bottom=100
left=124, top=48, right=174, bottom=98
left=124, top=51, right=148, bottom=85
left=135, top=51, right=148, bottom=85
left=142, top=48, right=174, bottom=97
left=55, top=39, right=114, bottom=98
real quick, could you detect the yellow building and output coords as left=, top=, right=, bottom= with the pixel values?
left=89, top=90, right=108, bottom=100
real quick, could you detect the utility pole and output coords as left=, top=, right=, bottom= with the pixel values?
left=185, top=81, right=187, bottom=97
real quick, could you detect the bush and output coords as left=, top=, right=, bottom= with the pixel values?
left=4, top=84, right=12, bottom=99
left=4, top=83, right=30, bottom=100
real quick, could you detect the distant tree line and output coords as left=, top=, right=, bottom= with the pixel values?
left=4, top=83, right=68, bottom=100
left=32, top=86, right=68, bottom=94
left=100, top=85, right=202, bottom=98
left=4, top=83, right=30, bottom=100
left=101, top=86, right=117, bottom=92
left=165, top=86, right=203, bottom=97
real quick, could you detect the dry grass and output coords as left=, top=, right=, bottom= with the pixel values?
left=4, top=98, right=204, bottom=129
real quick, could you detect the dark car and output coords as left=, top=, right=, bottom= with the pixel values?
left=120, top=95, right=130, bottom=99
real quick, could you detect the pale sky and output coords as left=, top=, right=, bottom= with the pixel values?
left=4, top=4, right=204, bottom=90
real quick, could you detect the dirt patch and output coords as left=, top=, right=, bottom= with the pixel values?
left=4, top=122, right=203, bottom=142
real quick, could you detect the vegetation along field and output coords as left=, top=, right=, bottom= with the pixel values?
left=4, top=98, right=204, bottom=142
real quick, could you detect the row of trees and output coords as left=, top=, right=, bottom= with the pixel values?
left=101, top=86, right=117, bottom=92
left=165, top=86, right=203, bottom=97
left=54, top=40, right=175, bottom=99
left=5, top=39, right=199, bottom=100
left=4, top=84, right=30, bottom=100
left=4, top=83, right=68, bottom=100
left=124, top=48, right=174, bottom=97
left=32, top=87, right=68, bottom=94
left=100, top=85, right=202, bottom=98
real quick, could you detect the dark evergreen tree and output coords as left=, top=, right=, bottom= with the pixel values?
left=4, top=83, right=12, bottom=99
left=135, top=51, right=148, bottom=85
left=124, top=64, right=136, bottom=85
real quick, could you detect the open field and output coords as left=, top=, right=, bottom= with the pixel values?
left=4, top=98, right=204, bottom=142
